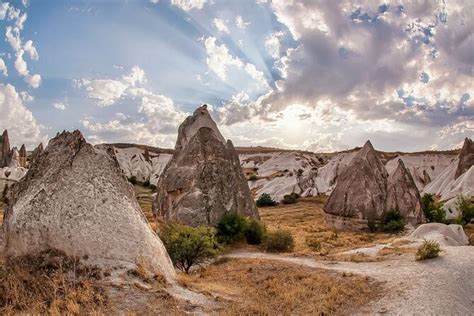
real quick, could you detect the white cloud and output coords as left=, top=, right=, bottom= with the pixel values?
left=213, top=18, right=229, bottom=34
left=14, top=50, right=28, bottom=75
left=0, top=83, right=45, bottom=147
left=0, top=2, right=9, bottom=19
left=170, top=0, right=208, bottom=11
left=23, top=40, right=39, bottom=60
left=123, top=65, right=146, bottom=86
left=235, top=15, right=250, bottom=29
left=5, top=26, right=21, bottom=51
left=265, top=32, right=283, bottom=59
left=25, top=74, right=41, bottom=89
left=0, top=57, right=7, bottom=76
left=53, top=102, right=67, bottom=111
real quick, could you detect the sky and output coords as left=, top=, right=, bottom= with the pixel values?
left=0, top=0, right=472, bottom=152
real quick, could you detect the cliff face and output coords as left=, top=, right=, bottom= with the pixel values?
left=455, top=137, right=474, bottom=179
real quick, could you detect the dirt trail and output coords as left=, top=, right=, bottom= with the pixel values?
left=225, top=247, right=474, bottom=315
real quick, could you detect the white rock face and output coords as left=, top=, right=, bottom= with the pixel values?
left=409, top=223, right=469, bottom=246
left=3, top=130, right=176, bottom=281
left=0, top=166, right=28, bottom=195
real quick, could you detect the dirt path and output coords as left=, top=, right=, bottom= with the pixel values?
left=225, top=247, right=474, bottom=315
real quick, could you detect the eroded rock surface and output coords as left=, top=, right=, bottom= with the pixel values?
left=0, top=129, right=10, bottom=167
left=154, top=105, right=258, bottom=227
left=455, top=137, right=474, bottom=179
left=3, top=130, right=175, bottom=281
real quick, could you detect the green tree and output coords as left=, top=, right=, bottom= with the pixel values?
left=256, top=193, right=277, bottom=207
left=216, top=213, right=249, bottom=244
left=455, top=195, right=474, bottom=225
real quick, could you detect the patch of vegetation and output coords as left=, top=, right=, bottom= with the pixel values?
left=264, top=229, right=295, bottom=252
left=455, top=195, right=474, bottom=226
left=380, top=209, right=405, bottom=233
left=143, top=179, right=150, bottom=187
left=282, top=193, right=299, bottom=204
left=128, top=175, right=138, bottom=185
left=245, top=219, right=266, bottom=245
left=149, top=184, right=157, bottom=191
left=256, top=193, right=277, bottom=207
left=305, top=236, right=321, bottom=252
left=416, top=239, right=441, bottom=261
left=421, top=193, right=447, bottom=223
left=216, top=213, right=249, bottom=244
left=159, top=224, right=220, bottom=273
left=296, top=169, right=304, bottom=177
left=248, top=174, right=258, bottom=181
left=0, top=249, right=106, bottom=314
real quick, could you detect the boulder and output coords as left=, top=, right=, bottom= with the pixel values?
left=455, top=137, right=474, bottom=179
left=409, top=223, right=469, bottom=246
left=386, top=159, right=426, bottom=225
left=154, top=105, right=259, bottom=227
left=324, top=140, right=388, bottom=229
left=3, top=130, right=175, bottom=281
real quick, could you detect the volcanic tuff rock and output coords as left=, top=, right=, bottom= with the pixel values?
left=455, top=137, right=474, bottom=179
left=3, top=130, right=175, bottom=281
left=8, top=147, right=20, bottom=168
left=386, top=159, right=425, bottom=224
left=0, top=129, right=10, bottom=167
left=324, top=141, right=389, bottom=229
left=18, top=144, right=27, bottom=168
left=29, top=142, right=43, bottom=167
left=154, top=105, right=259, bottom=227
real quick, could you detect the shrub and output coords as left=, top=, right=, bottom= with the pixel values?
left=381, top=209, right=405, bottom=233
left=149, top=184, right=157, bottom=191
left=248, top=174, right=258, bottom=181
left=245, top=219, right=266, bottom=245
left=264, top=229, right=294, bottom=252
left=282, top=193, right=299, bottom=204
left=416, top=239, right=441, bottom=261
left=216, top=213, right=249, bottom=244
left=421, top=193, right=447, bottom=223
left=367, top=218, right=377, bottom=233
left=143, top=179, right=150, bottom=187
left=128, top=175, right=138, bottom=185
left=256, top=193, right=277, bottom=207
left=159, top=224, right=220, bottom=273
left=455, top=195, right=474, bottom=225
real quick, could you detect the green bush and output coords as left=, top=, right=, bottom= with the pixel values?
left=416, top=239, right=441, bottom=261
left=421, top=193, right=447, bottom=223
left=245, top=219, right=266, bottom=245
left=216, top=213, right=249, bottom=244
left=149, top=184, right=157, bottom=191
left=455, top=195, right=474, bottom=225
left=256, top=193, right=277, bottom=207
left=381, top=209, right=405, bottom=233
left=159, top=223, right=220, bottom=273
left=282, top=193, right=299, bottom=204
left=248, top=174, right=258, bottom=181
left=264, top=229, right=294, bottom=252
left=128, top=175, right=138, bottom=185
left=143, top=179, right=150, bottom=187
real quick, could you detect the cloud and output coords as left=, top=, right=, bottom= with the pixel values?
left=53, top=101, right=67, bottom=111
left=78, top=66, right=147, bottom=107
left=170, top=0, right=208, bottom=11
left=0, top=57, right=7, bottom=76
left=265, top=32, right=283, bottom=59
left=0, top=84, right=45, bottom=147
left=213, top=18, right=229, bottom=34
left=235, top=15, right=250, bottom=29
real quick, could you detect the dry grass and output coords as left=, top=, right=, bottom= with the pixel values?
left=0, top=249, right=106, bottom=315
left=179, top=258, right=380, bottom=315
left=259, top=196, right=397, bottom=257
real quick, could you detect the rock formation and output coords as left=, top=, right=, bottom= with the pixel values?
left=8, top=147, right=20, bottom=168
left=386, top=159, right=425, bottom=224
left=324, top=141, right=388, bottom=229
left=18, top=144, right=27, bottom=168
left=325, top=141, right=426, bottom=230
left=0, top=129, right=11, bottom=167
left=29, top=142, right=43, bottom=167
left=154, top=105, right=259, bottom=227
left=3, top=130, right=175, bottom=281
left=455, top=137, right=474, bottom=179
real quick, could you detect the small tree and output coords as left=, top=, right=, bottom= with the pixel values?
left=416, top=239, right=441, bottom=261
left=256, top=193, right=277, bottom=207
left=421, top=193, right=447, bottom=223
left=381, top=209, right=405, bottom=233
left=282, top=193, right=299, bottom=204
left=159, top=224, right=220, bottom=273
left=245, top=219, right=266, bottom=245
left=455, top=195, right=474, bottom=225
left=216, top=213, right=249, bottom=244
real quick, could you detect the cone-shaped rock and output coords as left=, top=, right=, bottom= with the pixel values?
left=455, top=137, right=474, bottom=179
left=8, top=147, right=20, bottom=168
left=386, top=159, right=425, bottom=224
left=3, top=130, right=175, bottom=280
left=29, top=142, right=43, bottom=167
left=324, top=141, right=388, bottom=229
left=18, top=144, right=27, bottom=168
left=154, top=105, right=259, bottom=227
left=0, top=129, right=10, bottom=167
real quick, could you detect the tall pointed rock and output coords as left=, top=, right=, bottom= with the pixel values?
left=386, top=159, right=425, bottom=224
left=154, top=105, right=259, bottom=227
left=0, top=129, right=11, bottom=167
left=455, top=137, right=474, bottom=179
left=29, top=142, right=43, bottom=167
left=18, top=144, right=27, bottom=168
left=3, top=130, right=175, bottom=281
left=324, top=141, right=388, bottom=229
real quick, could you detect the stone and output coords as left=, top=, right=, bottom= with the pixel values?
left=324, top=140, right=388, bottom=229
left=3, top=130, right=175, bottom=281
left=455, top=137, right=474, bottom=179
left=0, top=129, right=11, bottom=167
left=410, top=223, right=469, bottom=246
left=154, top=105, right=259, bottom=227
left=386, top=159, right=425, bottom=225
